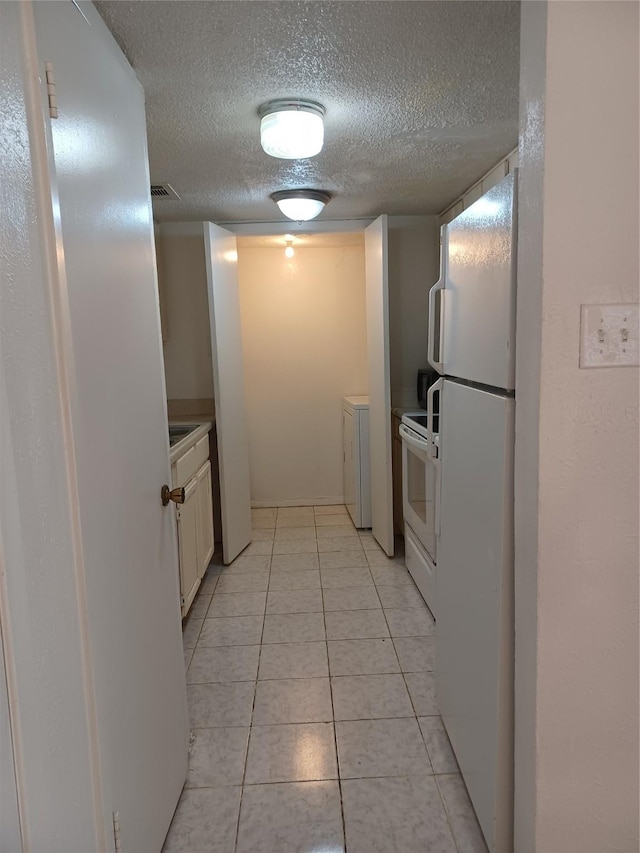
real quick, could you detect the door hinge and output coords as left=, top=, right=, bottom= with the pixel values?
left=180, top=594, right=185, bottom=607
left=44, top=62, right=58, bottom=119
left=112, top=811, right=122, bottom=853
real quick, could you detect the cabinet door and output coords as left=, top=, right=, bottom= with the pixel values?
left=196, top=460, right=215, bottom=578
left=178, top=478, right=199, bottom=616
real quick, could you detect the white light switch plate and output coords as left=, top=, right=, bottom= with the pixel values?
left=580, top=303, right=639, bottom=368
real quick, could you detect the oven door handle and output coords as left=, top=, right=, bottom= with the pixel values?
left=399, top=423, right=430, bottom=454
left=427, top=377, right=444, bottom=460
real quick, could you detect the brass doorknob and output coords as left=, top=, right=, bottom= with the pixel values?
left=161, top=485, right=185, bottom=506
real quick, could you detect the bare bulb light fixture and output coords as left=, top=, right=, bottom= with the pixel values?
left=284, top=241, right=295, bottom=259
left=271, top=189, right=331, bottom=222
left=259, top=99, right=325, bottom=159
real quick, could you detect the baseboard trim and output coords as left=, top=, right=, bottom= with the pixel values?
left=251, top=497, right=345, bottom=508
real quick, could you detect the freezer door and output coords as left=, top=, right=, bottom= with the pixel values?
left=436, top=380, right=514, bottom=853
left=443, top=174, right=516, bottom=390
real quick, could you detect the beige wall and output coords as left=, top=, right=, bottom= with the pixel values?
left=157, top=217, right=443, bottom=502
left=237, top=243, right=367, bottom=505
left=388, top=215, right=440, bottom=406
left=157, top=222, right=214, bottom=402
left=515, top=3, right=639, bottom=850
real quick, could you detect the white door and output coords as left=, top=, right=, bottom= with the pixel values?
left=365, top=216, right=394, bottom=556
left=436, top=380, right=514, bottom=853
left=0, top=628, right=21, bottom=852
left=34, top=3, right=188, bottom=849
left=203, top=222, right=252, bottom=563
left=442, top=174, right=517, bottom=389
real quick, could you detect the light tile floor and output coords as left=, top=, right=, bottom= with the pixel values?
left=165, top=505, right=488, bottom=853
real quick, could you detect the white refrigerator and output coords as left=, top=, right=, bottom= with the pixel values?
left=428, top=173, right=517, bottom=853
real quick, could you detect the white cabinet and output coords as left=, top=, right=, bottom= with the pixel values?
left=342, top=396, right=372, bottom=529
left=196, top=460, right=215, bottom=577
left=170, top=423, right=215, bottom=616
left=177, top=477, right=200, bottom=614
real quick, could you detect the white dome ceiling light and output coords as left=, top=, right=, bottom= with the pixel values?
left=271, top=189, right=332, bottom=222
left=259, top=99, right=325, bottom=159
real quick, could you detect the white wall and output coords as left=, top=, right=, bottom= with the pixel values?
left=238, top=242, right=367, bottom=505
left=387, top=215, right=440, bottom=406
left=157, top=222, right=214, bottom=403
left=515, top=3, right=639, bottom=851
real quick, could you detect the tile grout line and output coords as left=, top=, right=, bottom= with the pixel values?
left=230, top=539, right=271, bottom=853
left=185, top=766, right=464, bottom=792
left=374, top=555, right=438, bottom=778
left=433, top=773, right=464, bottom=853
left=182, top=512, right=464, bottom=851
left=320, top=517, right=351, bottom=853
left=371, top=555, right=466, bottom=849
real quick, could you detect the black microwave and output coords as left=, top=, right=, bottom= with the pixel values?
left=417, top=368, right=438, bottom=410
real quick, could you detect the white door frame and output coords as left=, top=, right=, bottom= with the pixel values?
left=365, top=215, right=395, bottom=556
left=223, top=218, right=395, bottom=552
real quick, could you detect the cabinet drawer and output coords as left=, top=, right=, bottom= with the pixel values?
left=194, top=435, right=209, bottom=474
left=172, top=432, right=211, bottom=485
left=174, top=446, right=196, bottom=486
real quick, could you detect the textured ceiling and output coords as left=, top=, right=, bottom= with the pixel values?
left=95, top=1, right=520, bottom=224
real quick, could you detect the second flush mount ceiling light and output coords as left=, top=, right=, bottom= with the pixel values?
left=259, top=98, right=325, bottom=159
left=271, top=189, right=331, bottom=222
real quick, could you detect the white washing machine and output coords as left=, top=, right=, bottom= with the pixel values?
left=342, top=396, right=372, bottom=528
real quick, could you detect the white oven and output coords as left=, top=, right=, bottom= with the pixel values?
left=400, top=402, right=440, bottom=616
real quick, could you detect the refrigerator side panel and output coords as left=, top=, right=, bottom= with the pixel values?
left=359, top=409, right=372, bottom=528
left=443, top=174, right=516, bottom=390
left=436, top=381, right=514, bottom=853
left=343, top=403, right=357, bottom=525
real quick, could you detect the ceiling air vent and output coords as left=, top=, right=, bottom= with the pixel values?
left=150, top=183, right=180, bottom=200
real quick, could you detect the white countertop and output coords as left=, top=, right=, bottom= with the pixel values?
left=343, top=395, right=370, bottom=409
left=392, top=406, right=425, bottom=417
left=169, top=420, right=213, bottom=463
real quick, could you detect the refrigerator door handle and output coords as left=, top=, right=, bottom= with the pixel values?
left=426, top=377, right=444, bottom=461
left=427, top=278, right=445, bottom=373
left=427, top=224, right=447, bottom=373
